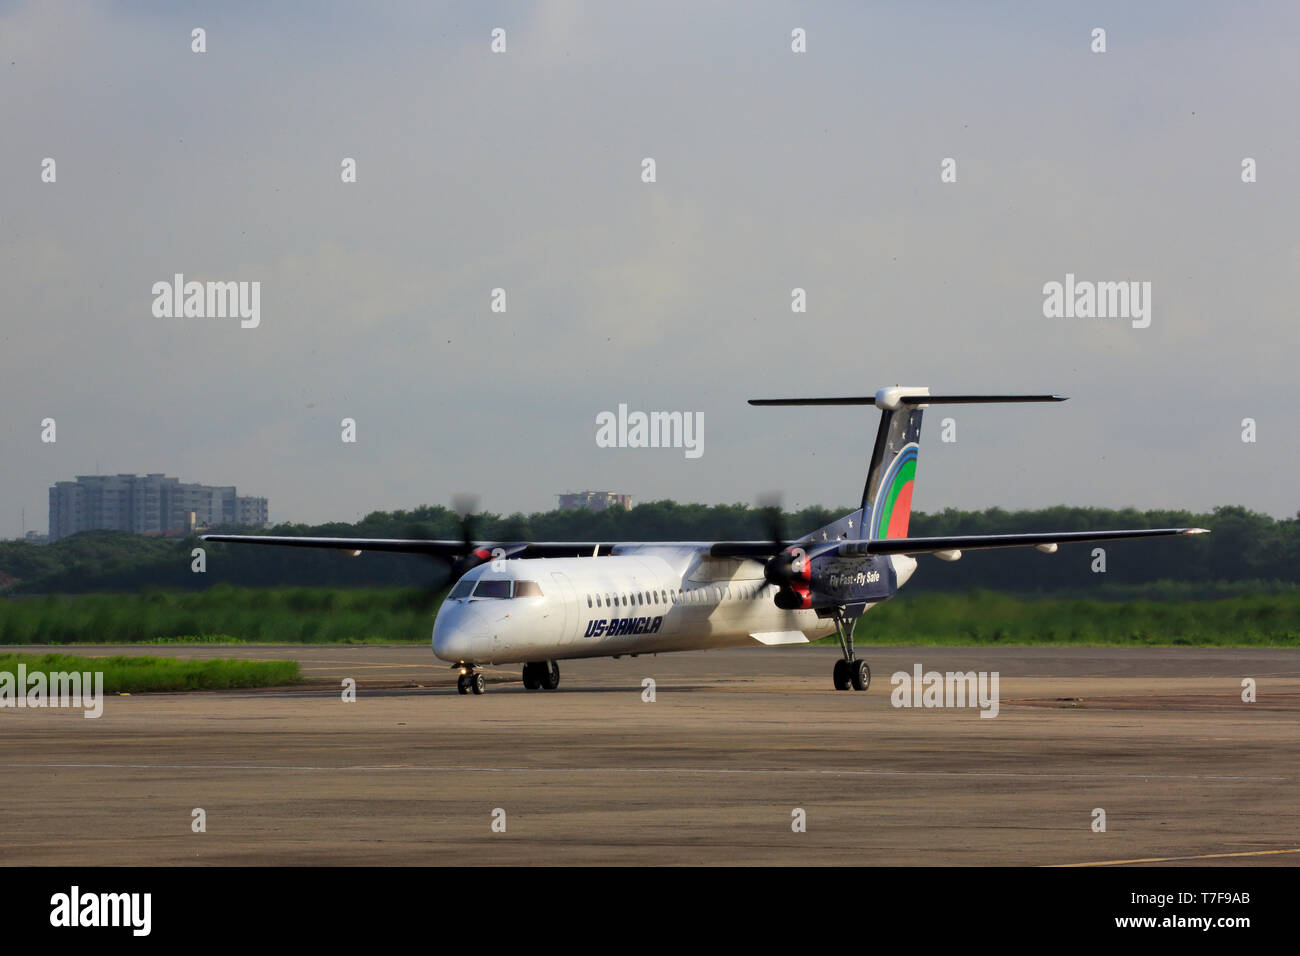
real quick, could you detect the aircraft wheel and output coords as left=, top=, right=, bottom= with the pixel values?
left=850, top=659, right=871, bottom=692
left=832, top=659, right=852, bottom=691
left=456, top=674, right=471, bottom=695
left=522, top=663, right=540, bottom=689
left=470, top=673, right=487, bottom=695
left=539, top=660, right=560, bottom=690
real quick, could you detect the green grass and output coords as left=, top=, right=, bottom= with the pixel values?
left=0, top=585, right=435, bottom=644
left=2, top=584, right=1299, bottom=648
left=0, top=652, right=302, bottom=693
left=832, top=589, right=1300, bottom=647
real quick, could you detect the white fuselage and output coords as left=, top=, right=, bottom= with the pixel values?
left=431, top=546, right=903, bottom=666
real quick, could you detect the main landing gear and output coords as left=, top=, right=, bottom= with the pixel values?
left=829, top=608, right=870, bottom=692
left=456, top=661, right=560, bottom=695
left=522, top=660, right=560, bottom=690
left=455, top=666, right=486, bottom=695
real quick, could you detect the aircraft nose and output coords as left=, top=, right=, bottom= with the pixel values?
left=433, top=601, right=481, bottom=662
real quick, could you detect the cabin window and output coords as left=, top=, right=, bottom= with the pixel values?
left=514, top=580, right=543, bottom=598
left=472, top=579, right=511, bottom=599
left=449, top=578, right=474, bottom=599
left=586, top=595, right=592, bottom=608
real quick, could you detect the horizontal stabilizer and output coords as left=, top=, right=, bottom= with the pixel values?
left=749, top=394, right=1065, bottom=408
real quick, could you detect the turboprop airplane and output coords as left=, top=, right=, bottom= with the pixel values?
left=202, top=388, right=1208, bottom=695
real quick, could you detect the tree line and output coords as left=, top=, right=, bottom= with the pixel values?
left=0, top=501, right=1291, bottom=594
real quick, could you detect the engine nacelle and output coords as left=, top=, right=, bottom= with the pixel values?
left=766, top=545, right=895, bottom=609
left=450, top=547, right=495, bottom=579
left=773, top=583, right=812, bottom=610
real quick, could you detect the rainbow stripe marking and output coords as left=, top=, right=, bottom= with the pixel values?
left=872, top=444, right=918, bottom=539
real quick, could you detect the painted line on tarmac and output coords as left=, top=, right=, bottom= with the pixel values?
left=1052, top=847, right=1300, bottom=866
left=9, top=763, right=1292, bottom=782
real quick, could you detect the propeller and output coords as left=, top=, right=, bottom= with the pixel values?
left=755, top=492, right=786, bottom=554
left=448, top=494, right=494, bottom=579
left=755, top=494, right=811, bottom=606
left=401, top=497, right=491, bottom=612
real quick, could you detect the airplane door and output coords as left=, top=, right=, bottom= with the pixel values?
left=549, top=572, right=578, bottom=645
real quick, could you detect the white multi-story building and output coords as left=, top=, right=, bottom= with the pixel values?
left=47, top=474, right=269, bottom=540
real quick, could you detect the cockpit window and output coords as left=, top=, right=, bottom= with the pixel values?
left=514, top=580, right=542, bottom=598
left=472, top=579, right=512, bottom=599
left=449, top=578, right=474, bottom=599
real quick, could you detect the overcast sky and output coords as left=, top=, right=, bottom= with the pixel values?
left=2, top=1, right=1296, bottom=538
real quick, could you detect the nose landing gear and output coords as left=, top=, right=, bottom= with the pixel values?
left=830, top=608, right=870, bottom=692
left=455, top=666, right=486, bottom=695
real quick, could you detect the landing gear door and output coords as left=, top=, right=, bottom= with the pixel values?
left=549, top=571, right=578, bottom=645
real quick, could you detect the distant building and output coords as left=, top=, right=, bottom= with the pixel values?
left=557, top=491, right=633, bottom=512
left=236, top=496, right=269, bottom=528
left=23, top=531, right=49, bottom=545
left=47, top=474, right=269, bottom=541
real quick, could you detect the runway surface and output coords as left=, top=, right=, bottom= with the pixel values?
left=2, top=644, right=1298, bottom=866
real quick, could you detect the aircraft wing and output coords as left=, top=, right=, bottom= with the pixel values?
left=838, top=527, right=1209, bottom=556
left=202, top=534, right=798, bottom=561
left=199, top=535, right=618, bottom=558
left=202, top=529, right=1208, bottom=561
left=707, top=541, right=789, bottom=559
left=202, top=535, right=779, bottom=560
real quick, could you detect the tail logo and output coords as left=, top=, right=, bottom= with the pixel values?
left=872, top=443, right=918, bottom=539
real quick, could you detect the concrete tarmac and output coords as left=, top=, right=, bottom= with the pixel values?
left=2, top=644, right=1298, bottom=866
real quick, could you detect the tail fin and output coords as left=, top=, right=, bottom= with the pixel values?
left=749, top=389, right=1065, bottom=542
left=861, top=390, right=926, bottom=540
